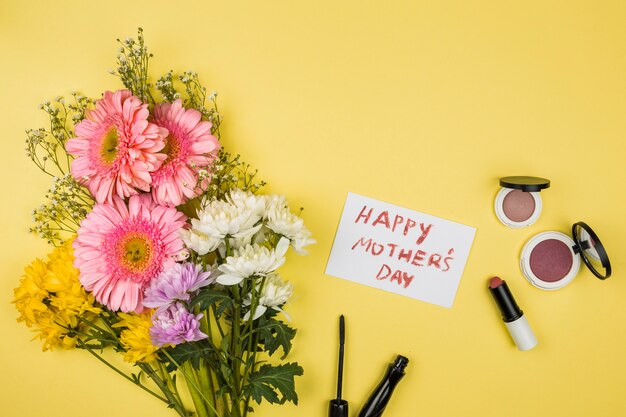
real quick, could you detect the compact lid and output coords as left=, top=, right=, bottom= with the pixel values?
left=499, top=176, right=551, bottom=192
left=572, top=221, right=612, bottom=280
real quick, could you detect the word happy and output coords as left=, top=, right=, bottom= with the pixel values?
left=352, top=205, right=455, bottom=289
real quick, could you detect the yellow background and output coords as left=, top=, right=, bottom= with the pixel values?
left=1, top=1, right=625, bottom=416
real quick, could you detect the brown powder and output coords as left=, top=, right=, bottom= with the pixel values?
left=502, top=190, right=535, bottom=222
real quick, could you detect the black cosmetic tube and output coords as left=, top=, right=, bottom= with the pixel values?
left=357, top=355, right=408, bottom=417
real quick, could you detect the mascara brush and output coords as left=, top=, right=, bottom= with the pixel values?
left=329, top=315, right=348, bottom=417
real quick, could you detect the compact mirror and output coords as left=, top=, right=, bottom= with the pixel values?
left=520, top=222, right=612, bottom=290
left=572, top=221, right=611, bottom=280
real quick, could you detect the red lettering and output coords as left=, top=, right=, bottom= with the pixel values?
left=387, top=243, right=398, bottom=257
left=392, top=215, right=404, bottom=232
left=427, top=253, right=442, bottom=269
left=372, top=211, right=390, bottom=229
left=371, top=242, right=385, bottom=256
left=443, top=249, right=454, bottom=272
left=398, top=248, right=412, bottom=263
left=403, top=218, right=416, bottom=236
left=442, top=257, right=452, bottom=272
left=376, top=264, right=392, bottom=280
left=411, top=249, right=426, bottom=266
left=402, top=272, right=414, bottom=288
left=416, top=223, right=433, bottom=245
left=355, top=206, right=373, bottom=224
left=377, top=267, right=413, bottom=289
left=390, top=270, right=404, bottom=286
left=351, top=237, right=372, bottom=251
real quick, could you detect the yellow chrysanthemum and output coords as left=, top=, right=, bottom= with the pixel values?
left=13, top=239, right=101, bottom=351
left=113, top=312, right=159, bottom=363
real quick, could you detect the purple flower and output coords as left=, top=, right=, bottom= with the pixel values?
left=143, top=262, right=213, bottom=309
left=150, top=302, right=208, bottom=347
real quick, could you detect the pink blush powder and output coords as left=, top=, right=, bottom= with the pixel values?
left=502, top=190, right=535, bottom=222
left=529, top=239, right=574, bottom=282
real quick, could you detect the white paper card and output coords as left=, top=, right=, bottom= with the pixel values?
left=325, top=193, right=476, bottom=308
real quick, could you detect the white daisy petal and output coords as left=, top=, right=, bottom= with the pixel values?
left=216, top=274, right=244, bottom=286
left=252, top=305, right=267, bottom=320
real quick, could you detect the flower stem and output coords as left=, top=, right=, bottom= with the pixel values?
left=231, top=285, right=243, bottom=417
left=157, top=361, right=185, bottom=410
left=199, top=315, right=219, bottom=416
left=224, top=237, right=232, bottom=257
left=139, top=363, right=190, bottom=417
left=77, top=315, right=116, bottom=340
left=242, top=277, right=267, bottom=417
left=76, top=340, right=168, bottom=405
left=183, top=362, right=209, bottom=417
left=163, top=350, right=219, bottom=416
left=212, top=305, right=226, bottom=338
left=198, top=360, right=217, bottom=417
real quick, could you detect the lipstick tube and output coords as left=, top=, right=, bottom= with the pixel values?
left=488, top=277, right=537, bottom=351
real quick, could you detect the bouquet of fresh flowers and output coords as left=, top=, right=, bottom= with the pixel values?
left=13, top=28, right=313, bottom=417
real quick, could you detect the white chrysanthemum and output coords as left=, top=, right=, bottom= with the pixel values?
left=194, top=199, right=261, bottom=239
left=229, top=234, right=254, bottom=251
left=243, top=274, right=293, bottom=321
left=264, top=194, right=315, bottom=255
left=182, top=189, right=266, bottom=255
left=259, top=274, right=293, bottom=307
left=291, top=228, right=316, bottom=254
left=179, top=228, right=220, bottom=256
left=216, top=238, right=289, bottom=285
left=264, top=194, right=288, bottom=214
left=228, top=189, right=267, bottom=217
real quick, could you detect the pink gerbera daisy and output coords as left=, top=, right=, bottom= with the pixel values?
left=151, top=99, right=220, bottom=207
left=73, top=194, right=187, bottom=313
left=66, top=90, right=167, bottom=203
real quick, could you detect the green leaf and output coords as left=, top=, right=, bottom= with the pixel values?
left=220, top=363, right=232, bottom=381
left=163, top=340, right=215, bottom=372
left=216, top=384, right=230, bottom=398
left=243, top=363, right=303, bottom=405
left=191, top=288, right=233, bottom=317
left=220, top=333, right=231, bottom=353
left=255, top=318, right=297, bottom=359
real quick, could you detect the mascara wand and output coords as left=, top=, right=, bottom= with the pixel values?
left=329, top=315, right=348, bottom=417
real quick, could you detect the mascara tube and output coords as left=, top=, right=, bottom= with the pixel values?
left=488, top=276, right=538, bottom=351
left=357, top=355, right=408, bottom=417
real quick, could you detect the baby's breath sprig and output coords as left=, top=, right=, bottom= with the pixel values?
left=68, top=92, right=93, bottom=125
left=110, top=28, right=154, bottom=104
left=25, top=95, right=92, bottom=175
left=208, top=91, right=222, bottom=138
left=202, top=149, right=265, bottom=200
left=25, top=94, right=92, bottom=177
left=179, top=71, right=222, bottom=131
left=30, top=174, right=93, bottom=246
left=155, top=70, right=179, bottom=102
left=25, top=93, right=94, bottom=246
left=156, top=69, right=222, bottom=138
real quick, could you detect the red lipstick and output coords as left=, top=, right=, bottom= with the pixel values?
left=488, top=277, right=538, bottom=351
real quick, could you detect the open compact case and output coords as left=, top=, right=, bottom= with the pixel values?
left=520, top=221, right=612, bottom=290
left=494, top=176, right=550, bottom=228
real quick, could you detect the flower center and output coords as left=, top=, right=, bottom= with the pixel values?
left=161, top=133, right=181, bottom=164
left=121, top=234, right=152, bottom=272
left=100, top=126, right=119, bottom=163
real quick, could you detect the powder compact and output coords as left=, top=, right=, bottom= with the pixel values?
left=520, top=221, right=612, bottom=290
left=494, top=176, right=550, bottom=228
